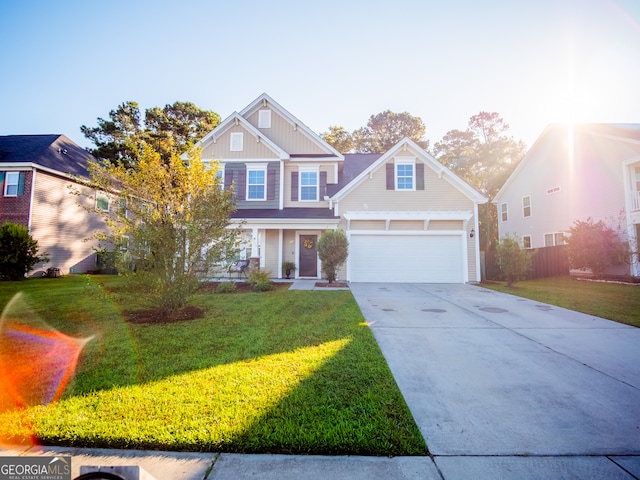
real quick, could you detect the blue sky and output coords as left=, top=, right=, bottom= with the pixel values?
left=1, top=0, right=639, bottom=150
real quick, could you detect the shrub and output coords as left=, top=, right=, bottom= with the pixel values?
left=0, top=222, right=49, bottom=280
left=567, top=218, right=620, bottom=277
left=216, top=281, right=237, bottom=294
left=496, top=233, right=534, bottom=287
left=317, top=230, right=349, bottom=283
left=247, top=269, right=272, bottom=292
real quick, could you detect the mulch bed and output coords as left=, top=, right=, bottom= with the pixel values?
left=125, top=305, right=205, bottom=325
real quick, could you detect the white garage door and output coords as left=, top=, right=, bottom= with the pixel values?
left=349, top=234, right=465, bottom=283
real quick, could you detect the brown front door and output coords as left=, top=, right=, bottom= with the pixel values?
left=299, top=235, right=318, bottom=277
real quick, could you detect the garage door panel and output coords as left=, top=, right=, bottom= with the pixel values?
left=349, top=234, right=464, bottom=283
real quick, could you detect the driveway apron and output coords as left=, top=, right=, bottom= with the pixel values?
left=349, top=283, right=640, bottom=458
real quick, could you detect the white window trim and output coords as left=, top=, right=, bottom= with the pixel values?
left=500, top=202, right=508, bottom=222
left=395, top=157, right=416, bottom=191
left=4, top=171, right=20, bottom=197
left=522, top=195, right=532, bottom=218
left=246, top=163, right=267, bottom=201
left=230, top=132, right=244, bottom=152
left=522, top=235, right=532, bottom=249
left=95, top=191, right=110, bottom=212
left=299, top=166, right=319, bottom=202
left=543, top=232, right=566, bottom=247
left=258, top=109, right=271, bottom=129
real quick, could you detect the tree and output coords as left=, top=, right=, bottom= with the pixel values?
left=496, top=233, right=534, bottom=287
left=317, top=230, right=349, bottom=283
left=82, top=101, right=220, bottom=168
left=321, top=125, right=355, bottom=153
left=322, top=110, right=428, bottom=153
left=0, top=222, right=48, bottom=280
left=433, top=112, right=526, bottom=252
left=567, top=218, right=620, bottom=277
left=83, top=144, right=239, bottom=318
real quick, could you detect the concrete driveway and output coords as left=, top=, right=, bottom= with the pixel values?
left=350, top=283, right=640, bottom=479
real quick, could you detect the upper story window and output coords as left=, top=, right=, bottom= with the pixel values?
left=4, top=172, right=24, bottom=196
left=522, top=235, right=532, bottom=249
left=247, top=165, right=266, bottom=201
left=299, top=169, right=318, bottom=201
left=395, top=159, right=415, bottom=190
left=500, top=202, right=508, bottom=222
left=522, top=196, right=531, bottom=217
left=96, top=191, right=110, bottom=212
left=258, top=110, right=271, bottom=128
left=230, top=132, right=244, bottom=152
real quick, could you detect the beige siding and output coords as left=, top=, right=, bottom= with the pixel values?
left=202, top=125, right=279, bottom=160
left=246, top=108, right=325, bottom=155
left=390, top=220, right=424, bottom=231
left=264, top=229, right=279, bottom=274
left=29, top=173, right=106, bottom=274
left=338, top=159, right=480, bottom=283
left=350, top=220, right=386, bottom=230
left=338, top=160, right=473, bottom=212
left=428, top=220, right=463, bottom=230
left=283, top=163, right=335, bottom=208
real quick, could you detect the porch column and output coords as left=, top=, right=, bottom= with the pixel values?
left=249, top=227, right=260, bottom=271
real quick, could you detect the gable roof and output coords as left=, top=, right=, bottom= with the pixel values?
left=494, top=123, right=640, bottom=203
left=0, top=134, right=93, bottom=178
left=330, top=137, right=487, bottom=203
left=194, top=112, right=289, bottom=159
left=240, top=93, right=344, bottom=161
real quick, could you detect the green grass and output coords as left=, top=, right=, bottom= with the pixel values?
left=479, top=276, right=640, bottom=328
left=0, top=276, right=426, bottom=455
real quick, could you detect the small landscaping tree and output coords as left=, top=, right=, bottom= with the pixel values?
left=80, top=143, right=239, bottom=318
left=496, top=233, right=534, bottom=287
left=317, top=230, right=349, bottom=283
left=567, top=217, right=620, bottom=277
left=0, top=222, right=48, bottom=280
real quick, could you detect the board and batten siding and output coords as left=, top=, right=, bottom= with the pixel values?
left=245, top=108, right=326, bottom=155
left=201, top=125, right=280, bottom=160
left=29, top=172, right=106, bottom=274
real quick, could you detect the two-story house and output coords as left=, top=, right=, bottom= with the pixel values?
left=196, top=94, right=487, bottom=283
left=0, top=134, right=105, bottom=275
left=494, top=123, right=640, bottom=278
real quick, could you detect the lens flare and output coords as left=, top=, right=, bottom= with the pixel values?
left=0, top=292, right=94, bottom=447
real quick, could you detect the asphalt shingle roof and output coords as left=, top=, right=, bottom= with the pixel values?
left=0, top=134, right=94, bottom=178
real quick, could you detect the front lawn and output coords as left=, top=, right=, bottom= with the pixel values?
left=480, top=276, right=640, bottom=328
left=0, top=276, right=426, bottom=455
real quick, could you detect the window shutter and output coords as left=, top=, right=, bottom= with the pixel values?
left=319, top=171, right=327, bottom=198
left=235, top=168, right=246, bottom=200
left=224, top=169, right=233, bottom=190
left=267, top=164, right=276, bottom=201
left=291, top=172, right=298, bottom=201
left=416, top=163, right=425, bottom=190
left=386, top=163, right=394, bottom=190
left=0, top=173, right=4, bottom=195
left=17, top=172, right=26, bottom=196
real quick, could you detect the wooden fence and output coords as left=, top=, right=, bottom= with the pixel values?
left=483, top=245, right=569, bottom=281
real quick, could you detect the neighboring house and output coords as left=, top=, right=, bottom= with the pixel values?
left=194, top=94, right=487, bottom=283
left=0, top=134, right=105, bottom=275
left=494, top=123, right=640, bottom=278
